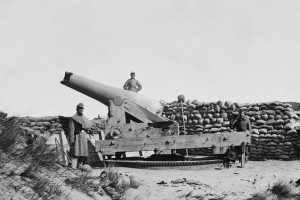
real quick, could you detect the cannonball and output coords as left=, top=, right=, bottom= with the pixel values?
left=100, top=171, right=108, bottom=181
left=177, top=95, right=185, bottom=103
left=80, top=164, right=92, bottom=172
left=115, top=174, right=130, bottom=192
left=129, top=175, right=140, bottom=189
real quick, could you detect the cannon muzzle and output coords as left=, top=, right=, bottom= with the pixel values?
left=60, top=72, right=163, bottom=115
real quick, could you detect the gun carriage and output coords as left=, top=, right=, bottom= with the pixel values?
left=61, top=72, right=251, bottom=167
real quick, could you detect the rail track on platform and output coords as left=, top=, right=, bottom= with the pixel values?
left=99, top=156, right=223, bottom=168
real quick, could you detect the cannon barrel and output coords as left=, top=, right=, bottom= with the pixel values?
left=60, top=72, right=163, bottom=114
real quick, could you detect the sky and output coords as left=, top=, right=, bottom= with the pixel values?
left=0, top=0, right=300, bottom=119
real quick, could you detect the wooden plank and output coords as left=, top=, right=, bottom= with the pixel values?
left=96, top=131, right=251, bottom=155
left=241, top=154, right=245, bottom=168
left=105, top=123, right=171, bottom=139
left=241, top=142, right=246, bottom=168
left=87, top=134, right=102, bottom=163
left=107, top=100, right=126, bottom=125
left=58, top=131, right=68, bottom=166
left=180, top=101, right=188, bottom=156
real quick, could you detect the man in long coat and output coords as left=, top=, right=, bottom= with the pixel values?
left=69, top=103, right=92, bottom=168
left=123, top=71, right=142, bottom=92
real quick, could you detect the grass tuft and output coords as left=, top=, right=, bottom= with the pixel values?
left=18, top=139, right=60, bottom=170
left=65, top=172, right=99, bottom=196
left=0, top=112, right=65, bottom=199
left=269, top=181, right=292, bottom=197
left=246, top=193, right=268, bottom=200
left=99, top=166, right=131, bottom=200
left=0, top=114, right=60, bottom=174
left=209, top=197, right=226, bottom=200
left=31, top=176, right=63, bottom=199
left=247, top=180, right=300, bottom=200
left=0, top=116, right=22, bottom=152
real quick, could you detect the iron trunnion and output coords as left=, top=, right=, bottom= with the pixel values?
left=61, top=72, right=251, bottom=167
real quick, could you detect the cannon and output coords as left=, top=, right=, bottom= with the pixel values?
left=61, top=72, right=251, bottom=167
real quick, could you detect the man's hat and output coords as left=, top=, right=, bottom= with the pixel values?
left=130, top=71, right=135, bottom=75
left=77, top=103, right=84, bottom=109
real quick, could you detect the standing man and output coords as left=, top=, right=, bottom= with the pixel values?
left=69, top=103, right=92, bottom=169
left=123, top=71, right=142, bottom=92
left=231, top=109, right=252, bottom=163
left=231, top=109, right=252, bottom=132
left=123, top=71, right=142, bottom=157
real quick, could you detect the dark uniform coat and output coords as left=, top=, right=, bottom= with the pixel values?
left=69, top=114, right=92, bottom=157
left=232, top=116, right=252, bottom=132
left=123, top=78, right=142, bottom=92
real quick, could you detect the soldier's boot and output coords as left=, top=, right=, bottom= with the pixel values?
left=77, top=157, right=84, bottom=169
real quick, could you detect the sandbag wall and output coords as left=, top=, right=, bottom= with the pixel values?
left=18, top=116, right=105, bottom=164
left=162, top=101, right=300, bottom=160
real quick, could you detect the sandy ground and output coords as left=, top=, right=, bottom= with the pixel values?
left=92, top=160, right=300, bottom=200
